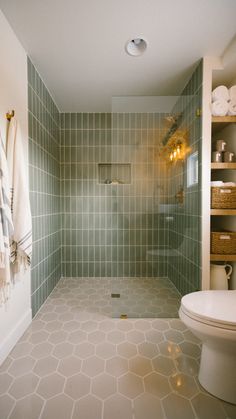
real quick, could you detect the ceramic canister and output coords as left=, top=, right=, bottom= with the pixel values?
left=210, top=263, right=232, bottom=290
left=212, top=151, right=222, bottom=162
left=216, top=140, right=227, bottom=152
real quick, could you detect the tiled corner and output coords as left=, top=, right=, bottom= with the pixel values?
left=28, top=58, right=61, bottom=316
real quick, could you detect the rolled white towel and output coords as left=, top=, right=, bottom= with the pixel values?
left=212, top=85, right=229, bottom=102
left=228, top=99, right=236, bottom=115
left=229, top=85, right=236, bottom=101
left=211, top=99, right=229, bottom=116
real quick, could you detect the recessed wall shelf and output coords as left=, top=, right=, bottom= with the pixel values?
left=211, top=209, right=236, bottom=215
left=210, top=254, right=236, bottom=261
left=211, top=163, right=236, bottom=170
left=98, top=163, right=131, bottom=184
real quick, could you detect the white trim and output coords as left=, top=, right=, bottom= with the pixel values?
left=201, top=57, right=223, bottom=290
left=0, top=308, right=32, bottom=365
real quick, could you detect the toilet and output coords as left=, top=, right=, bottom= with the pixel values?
left=179, top=290, right=236, bottom=404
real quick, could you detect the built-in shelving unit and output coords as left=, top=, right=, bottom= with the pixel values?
left=210, top=115, right=236, bottom=263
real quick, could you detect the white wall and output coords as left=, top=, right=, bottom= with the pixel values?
left=0, top=10, right=31, bottom=365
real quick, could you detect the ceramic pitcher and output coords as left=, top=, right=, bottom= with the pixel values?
left=210, top=263, right=232, bottom=290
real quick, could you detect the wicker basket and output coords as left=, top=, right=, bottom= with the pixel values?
left=211, top=186, right=236, bottom=209
left=211, top=232, right=236, bottom=254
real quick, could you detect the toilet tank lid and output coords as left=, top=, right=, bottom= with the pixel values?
left=181, top=291, right=236, bottom=325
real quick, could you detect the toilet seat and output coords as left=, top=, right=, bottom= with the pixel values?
left=180, top=290, right=236, bottom=331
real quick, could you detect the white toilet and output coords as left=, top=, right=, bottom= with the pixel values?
left=179, top=290, right=236, bottom=404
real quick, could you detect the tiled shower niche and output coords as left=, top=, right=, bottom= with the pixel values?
left=98, top=163, right=131, bottom=184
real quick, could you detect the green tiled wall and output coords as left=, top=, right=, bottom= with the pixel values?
left=28, top=58, right=61, bottom=316
left=167, top=61, right=202, bottom=294
left=60, top=113, right=169, bottom=277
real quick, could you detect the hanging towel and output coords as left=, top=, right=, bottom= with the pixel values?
left=211, top=99, right=229, bottom=116
left=0, top=135, right=14, bottom=303
left=212, top=85, right=229, bottom=102
left=229, top=85, right=236, bottom=101
left=7, top=118, right=32, bottom=272
left=228, top=99, right=236, bottom=116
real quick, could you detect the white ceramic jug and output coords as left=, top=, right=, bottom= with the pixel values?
left=210, top=263, right=232, bottom=290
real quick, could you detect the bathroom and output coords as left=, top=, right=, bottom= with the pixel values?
left=0, top=1, right=236, bottom=418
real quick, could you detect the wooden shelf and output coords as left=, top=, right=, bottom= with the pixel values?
left=212, top=116, right=236, bottom=123
left=210, top=254, right=236, bottom=261
left=212, top=115, right=236, bottom=133
left=211, top=162, right=236, bottom=169
left=211, top=209, right=236, bottom=215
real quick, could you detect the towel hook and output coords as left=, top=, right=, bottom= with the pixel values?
left=6, top=110, right=15, bottom=122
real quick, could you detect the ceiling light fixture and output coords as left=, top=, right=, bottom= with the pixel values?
left=125, top=38, right=147, bottom=56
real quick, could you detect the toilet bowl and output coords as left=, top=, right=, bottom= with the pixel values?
left=179, top=290, right=236, bottom=404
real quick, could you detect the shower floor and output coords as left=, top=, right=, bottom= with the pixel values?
left=56, top=277, right=181, bottom=318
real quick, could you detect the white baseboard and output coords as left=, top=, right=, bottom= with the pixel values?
left=0, top=308, right=32, bottom=365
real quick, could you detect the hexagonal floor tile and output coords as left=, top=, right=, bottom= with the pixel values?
left=8, top=394, right=44, bottom=419
left=106, top=356, right=128, bottom=377
left=75, top=342, right=95, bottom=359
left=145, top=330, right=164, bottom=344
left=68, top=330, right=87, bottom=344
left=33, top=356, right=59, bottom=377
left=134, top=393, right=165, bottom=419
left=92, top=373, right=116, bottom=399
left=0, top=373, right=13, bottom=395
left=117, top=342, right=137, bottom=359
left=126, top=330, right=145, bottom=344
left=37, top=372, right=65, bottom=399
left=104, top=394, right=132, bottom=419
left=72, top=395, right=102, bottom=419
left=96, top=342, right=116, bottom=360
left=8, top=356, right=35, bottom=377
left=152, top=355, right=176, bottom=376
left=179, top=342, right=201, bottom=359
left=192, top=393, right=227, bottom=419
left=82, top=356, right=104, bottom=377
left=40, top=394, right=73, bottom=419
left=175, top=354, right=199, bottom=376
left=0, top=394, right=15, bottom=419
left=118, top=372, right=144, bottom=399
left=138, top=342, right=159, bottom=359
left=10, top=342, right=33, bottom=359
left=107, top=330, right=125, bottom=344
left=162, top=393, right=195, bottom=419
left=159, top=341, right=181, bottom=359
left=48, top=330, right=68, bottom=344
left=144, top=372, right=171, bottom=398
left=151, top=319, right=170, bottom=331
left=9, top=373, right=39, bottom=399
left=88, top=330, right=106, bottom=344
left=58, top=356, right=81, bottom=377
left=53, top=342, right=74, bottom=359
left=129, top=356, right=152, bottom=377
left=64, top=373, right=90, bottom=399
left=31, top=342, right=54, bottom=359
left=164, top=330, right=184, bottom=344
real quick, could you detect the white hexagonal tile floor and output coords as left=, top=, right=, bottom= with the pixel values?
left=0, top=277, right=235, bottom=419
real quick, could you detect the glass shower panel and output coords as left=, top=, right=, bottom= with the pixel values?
left=110, top=97, right=183, bottom=318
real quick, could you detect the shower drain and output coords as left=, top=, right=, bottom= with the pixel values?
left=111, top=293, right=120, bottom=298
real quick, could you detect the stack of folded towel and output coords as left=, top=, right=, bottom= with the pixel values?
left=211, top=85, right=236, bottom=116
left=211, top=181, right=236, bottom=187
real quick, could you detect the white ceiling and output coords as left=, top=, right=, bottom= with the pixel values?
left=0, top=0, right=236, bottom=112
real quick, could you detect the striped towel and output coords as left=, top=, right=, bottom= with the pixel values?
left=7, top=118, right=32, bottom=272
left=0, top=136, right=14, bottom=303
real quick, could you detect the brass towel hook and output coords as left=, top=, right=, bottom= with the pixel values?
left=6, top=110, right=15, bottom=121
